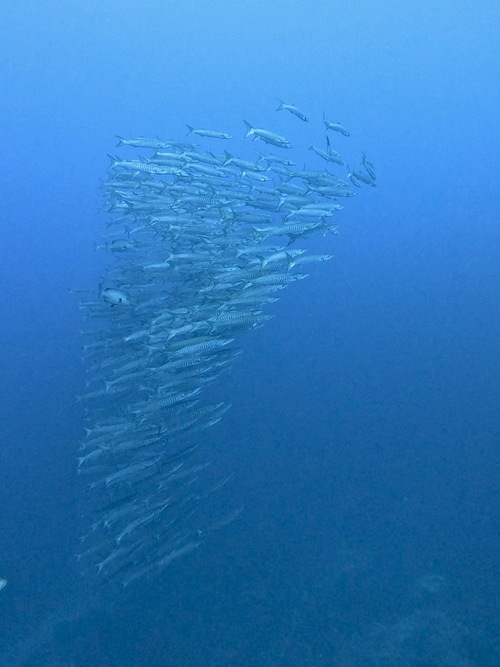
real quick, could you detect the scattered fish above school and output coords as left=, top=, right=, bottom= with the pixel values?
left=186, top=125, right=233, bottom=140
left=77, top=103, right=375, bottom=588
left=347, top=158, right=377, bottom=188
left=276, top=98, right=309, bottom=122
left=322, top=112, right=350, bottom=137
left=243, top=121, right=292, bottom=148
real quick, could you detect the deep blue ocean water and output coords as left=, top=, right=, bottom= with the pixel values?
left=1, top=1, right=499, bottom=665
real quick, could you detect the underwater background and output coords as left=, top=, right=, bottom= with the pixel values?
left=1, top=1, right=499, bottom=665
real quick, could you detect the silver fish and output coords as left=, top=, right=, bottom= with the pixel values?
left=276, top=98, right=309, bottom=121
left=186, top=125, right=232, bottom=139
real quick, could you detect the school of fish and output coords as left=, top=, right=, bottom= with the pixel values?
left=77, top=101, right=376, bottom=588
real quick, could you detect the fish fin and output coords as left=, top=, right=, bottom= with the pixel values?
left=255, top=254, right=267, bottom=269
left=243, top=120, right=254, bottom=138
left=186, top=124, right=194, bottom=135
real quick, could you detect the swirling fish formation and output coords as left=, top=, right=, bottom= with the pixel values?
left=77, top=103, right=376, bottom=588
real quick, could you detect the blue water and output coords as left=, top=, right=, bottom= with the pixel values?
left=1, top=1, right=499, bottom=664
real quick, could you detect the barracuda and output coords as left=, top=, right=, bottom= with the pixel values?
left=243, top=121, right=292, bottom=148
left=276, top=98, right=309, bottom=122
left=186, top=125, right=232, bottom=140
left=78, top=102, right=375, bottom=587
